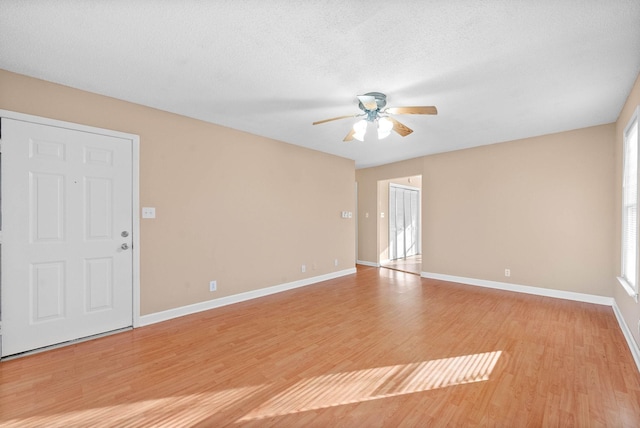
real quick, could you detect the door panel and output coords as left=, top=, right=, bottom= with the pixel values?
left=2, top=118, right=133, bottom=356
left=85, top=177, right=113, bottom=239
left=31, top=173, right=65, bottom=241
left=85, top=257, right=114, bottom=311
left=31, top=261, right=65, bottom=321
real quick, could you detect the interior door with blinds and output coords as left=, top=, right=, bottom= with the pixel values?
left=389, top=184, right=420, bottom=260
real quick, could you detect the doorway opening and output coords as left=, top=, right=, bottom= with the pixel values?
left=378, top=175, right=422, bottom=275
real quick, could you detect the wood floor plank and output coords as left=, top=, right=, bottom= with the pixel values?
left=0, top=266, right=639, bottom=427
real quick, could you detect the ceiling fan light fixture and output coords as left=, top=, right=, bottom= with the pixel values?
left=312, top=92, right=436, bottom=142
left=353, top=119, right=367, bottom=141
left=377, top=116, right=393, bottom=139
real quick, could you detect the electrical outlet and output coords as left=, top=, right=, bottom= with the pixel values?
left=209, top=280, right=217, bottom=292
left=504, top=269, right=511, bottom=277
left=334, top=258, right=338, bottom=267
left=301, top=264, right=306, bottom=273
left=637, top=320, right=640, bottom=336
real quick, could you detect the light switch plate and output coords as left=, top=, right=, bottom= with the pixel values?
left=142, top=207, right=156, bottom=219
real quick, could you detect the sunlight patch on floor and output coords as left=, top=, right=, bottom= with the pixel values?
left=2, top=385, right=265, bottom=428
left=3, top=352, right=502, bottom=426
left=239, top=351, right=502, bottom=421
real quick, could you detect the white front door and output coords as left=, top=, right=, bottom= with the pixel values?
left=1, top=117, right=134, bottom=357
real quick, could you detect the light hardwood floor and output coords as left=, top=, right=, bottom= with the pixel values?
left=1, top=266, right=639, bottom=427
left=381, top=255, right=422, bottom=275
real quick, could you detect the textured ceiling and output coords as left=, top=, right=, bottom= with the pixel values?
left=1, top=1, right=639, bottom=168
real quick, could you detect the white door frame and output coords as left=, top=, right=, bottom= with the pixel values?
left=0, top=110, right=142, bottom=331
left=388, top=183, right=421, bottom=260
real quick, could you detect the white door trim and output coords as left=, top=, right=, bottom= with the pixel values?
left=0, top=110, right=142, bottom=329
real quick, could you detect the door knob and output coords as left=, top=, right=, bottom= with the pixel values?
left=121, top=231, right=129, bottom=237
left=121, top=243, right=129, bottom=250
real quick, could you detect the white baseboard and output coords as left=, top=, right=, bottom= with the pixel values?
left=139, top=268, right=357, bottom=327
left=612, top=301, right=640, bottom=373
left=420, top=271, right=614, bottom=306
left=356, top=260, right=380, bottom=267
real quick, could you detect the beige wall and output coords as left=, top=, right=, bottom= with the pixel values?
left=614, top=73, right=640, bottom=348
left=423, top=125, right=615, bottom=295
left=0, top=69, right=356, bottom=315
left=357, top=124, right=615, bottom=298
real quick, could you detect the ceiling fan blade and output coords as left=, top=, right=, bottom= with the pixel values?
left=388, top=117, right=414, bottom=137
left=343, top=128, right=356, bottom=142
left=386, top=106, right=438, bottom=115
left=357, top=95, right=378, bottom=111
left=312, top=115, right=355, bottom=125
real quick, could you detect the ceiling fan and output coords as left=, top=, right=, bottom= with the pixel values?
left=312, top=92, right=437, bottom=142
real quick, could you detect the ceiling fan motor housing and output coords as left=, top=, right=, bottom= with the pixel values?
left=358, top=92, right=387, bottom=112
